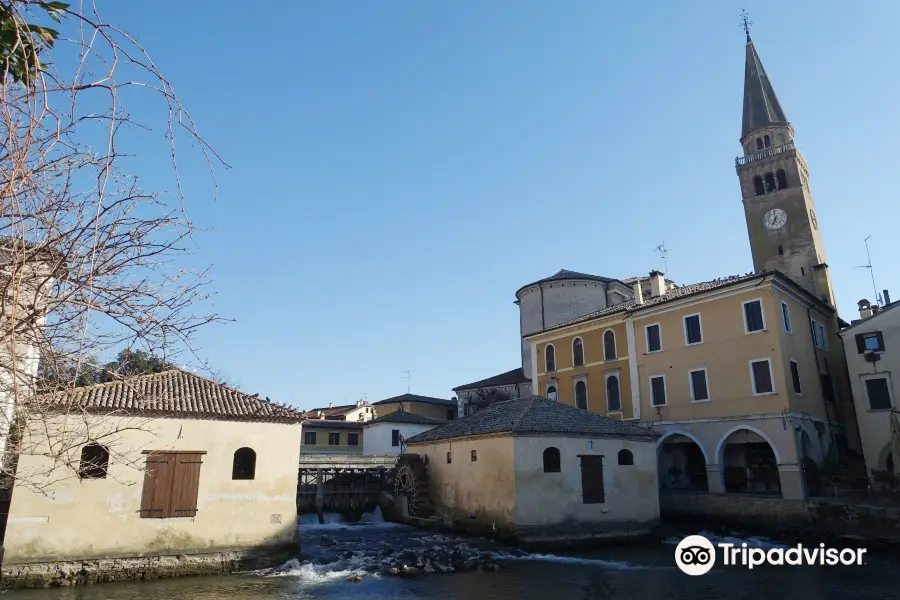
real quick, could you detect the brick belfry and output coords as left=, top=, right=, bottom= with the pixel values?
left=734, top=20, right=836, bottom=307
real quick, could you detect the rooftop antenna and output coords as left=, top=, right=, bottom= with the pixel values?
left=854, top=235, right=882, bottom=306
left=401, top=370, right=411, bottom=394
left=654, top=242, right=669, bottom=275
left=739, top=9, right=753, bottom=42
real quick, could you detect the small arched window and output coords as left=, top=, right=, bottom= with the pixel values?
left=446, top=451, right=452, bottom=464
left=546, top=385, right=557, bottom=399
left=603, top=330, right=617, bottom=360
left=543, top=447, right=561, bottom=473
left=753, top=175, right=765, bottom=196
left=606, top=375, right=621, bottom=412
left=764, top=172, right=776, bottom=192
left=763, top=135, right=771, bottom=148
left=79, top=443, right=109, bottom=479
left=756, top=137, right=763, bottom=150
left=776, top=169, right=787, bottom=189
left=471, top=450, right=477, bottom=462
left=575, top=380, right=588, bottom=411
left=618, top=449, right=634, bottom=466
left=545, top=344, right=556, bottom=372
left=778, top=245, right=784, bottom=256
left=572, top=338, right=584, bottom=367
left=232, top=447, right=257, bottom=480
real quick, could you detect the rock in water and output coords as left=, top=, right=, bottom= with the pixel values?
left=398, top=566, right=421, bottom=579
left=346, top=574, right=364, bottom=583
left=424, top=564, right=435, bottom=574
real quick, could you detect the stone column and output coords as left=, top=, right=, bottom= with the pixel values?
left=778, top=464, right=807, bottom=500
left=706, top=464, right=725, bottom=494
left=315, top=468, right=324, bottom=521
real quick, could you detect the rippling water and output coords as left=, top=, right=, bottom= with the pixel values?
left=4, top=514, right=898, bottom=600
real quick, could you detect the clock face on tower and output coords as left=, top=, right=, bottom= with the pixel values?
left=764, top=208, right=787, bottom=230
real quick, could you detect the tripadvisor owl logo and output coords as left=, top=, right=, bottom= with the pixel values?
left=674, top=534, right=868, bottom=575
left=675, top=535, right=716, bottom=576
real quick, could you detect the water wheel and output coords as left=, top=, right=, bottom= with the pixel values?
left=393, top=454, right=429, bottom=517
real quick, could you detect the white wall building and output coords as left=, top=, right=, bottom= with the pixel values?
left=840, top=297, right=900, bottom=479
left=362, top=411, right=442, bottom=455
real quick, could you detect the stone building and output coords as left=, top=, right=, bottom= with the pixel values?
left=454, top=368, right=532, bottom=417
left=372, top=393, right=458, bottom=422
left=2, top=370, right=304, bottom=587
left=839, top=296, right=900, bottom=481
left=361, top=411, right=441, bottom=455
left=405, top=396, right=660, bottom=544
left=526, top=270, right=857, bottom=502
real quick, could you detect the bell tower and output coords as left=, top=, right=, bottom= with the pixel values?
left=734, top=22, right=835, bottom=307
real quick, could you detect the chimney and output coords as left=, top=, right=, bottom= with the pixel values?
left=858, top=299, right=873, bottom=320
left=328, top=402, right=332, bottom=409
left=356, top=399, right=364, bottom=407
left=633, top=282, right=644, bottom=305
left=649, top=270, right=666, bottom=298
left=884, top=289, right=892, bottom=305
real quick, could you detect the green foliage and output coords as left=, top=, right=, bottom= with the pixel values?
left=0, top=1, right=68, bottom=85
left=98, top=349, right=175, bottom=383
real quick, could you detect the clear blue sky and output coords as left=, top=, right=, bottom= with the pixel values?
left=98, top=1, right=900, bottom=410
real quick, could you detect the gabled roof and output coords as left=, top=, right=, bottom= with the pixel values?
left=298, top=404, right=360, bottom=419
left=363, top=411, right=442, bottom=427
left=404, top=396, right=659, bottom=444
left=528, top=270, right=834, bottom=336
left=372, top=393, right=457, bottom=408
left=742, top=37, right=789, bottom=139
left=453, top=367, right=530, bottom=392
left=840, top=301, right=900, bottom=333
left=301, top=419, right=364, bottom=430
left=31, top=370, right=303, bottom=424
left=515, top=269, right=619, bottom=299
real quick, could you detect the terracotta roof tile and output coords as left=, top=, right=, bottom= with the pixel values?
left=405, top=396, right=659, bottom=444
left=32, top=370, right=304, bottom=424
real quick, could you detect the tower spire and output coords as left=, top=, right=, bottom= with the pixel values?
left=740, top=19, right=789, bottom=139
left=740, top=9, right=752, bottom=42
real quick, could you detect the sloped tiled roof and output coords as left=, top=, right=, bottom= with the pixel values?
left=405, top=396, right=659, bottom=444
left=531, top=272, right=781, bottom=335
left=453, top=367, right=530, bottom=392
left=373, top=393, right=457, bottom=407
left=515, top=269, right=619, bottom=299
left=301, top=419, right=364, bottom=430
left=298, top=404, right=360, bottom=419
left=32, top=370, right=304, bottom=424
left=363, top=411, right=443, bottom=427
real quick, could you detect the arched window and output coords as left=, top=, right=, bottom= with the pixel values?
left=232, top=447, right=257, bottom=480
left=572, top=338, right=584, bottom=367
left=446, top=451, right=452, bottom=464
left=776, top=169, right=787, bottom=189
left=79, top=443, right=109, bottom=479
left=756, top=137, right=763, bottom=150
left=618, top=449, right=634, bottom=466
left=606, top=375, right=621, bottom=412
left=764, top=172, right=776, bottom=192
left=603, top=330, right=617, bottom=360
left=546, top=385, right=557, bottom=399
left=545, top=344, right=556, bottom=372
left=763, top=135, right=771, bottom=148
left=471, top=450, right=477, bottom=462
left=543, top=447, right=561, bottom=473
left=575, top=380, right=588, bottom=410
left=753, top=175, right=765, bottom=196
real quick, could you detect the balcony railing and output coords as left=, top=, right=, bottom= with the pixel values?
left=735, top=141, right=795, bottom=167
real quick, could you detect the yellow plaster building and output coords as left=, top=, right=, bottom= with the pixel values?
left=527, top=271, right=858, bottom=501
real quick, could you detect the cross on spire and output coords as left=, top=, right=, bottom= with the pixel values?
left=740, top=9, right=753, bottom=42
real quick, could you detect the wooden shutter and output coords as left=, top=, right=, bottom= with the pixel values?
left=579, top=455, right=605, bottom=504
left=140, top=453, right=176, bottom=518
left=170, top=453, right=203, bottom=518
left=855, top=333, right=867, bottom=354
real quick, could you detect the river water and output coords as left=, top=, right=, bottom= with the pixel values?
left=4, top=510, right=899, bottom=600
